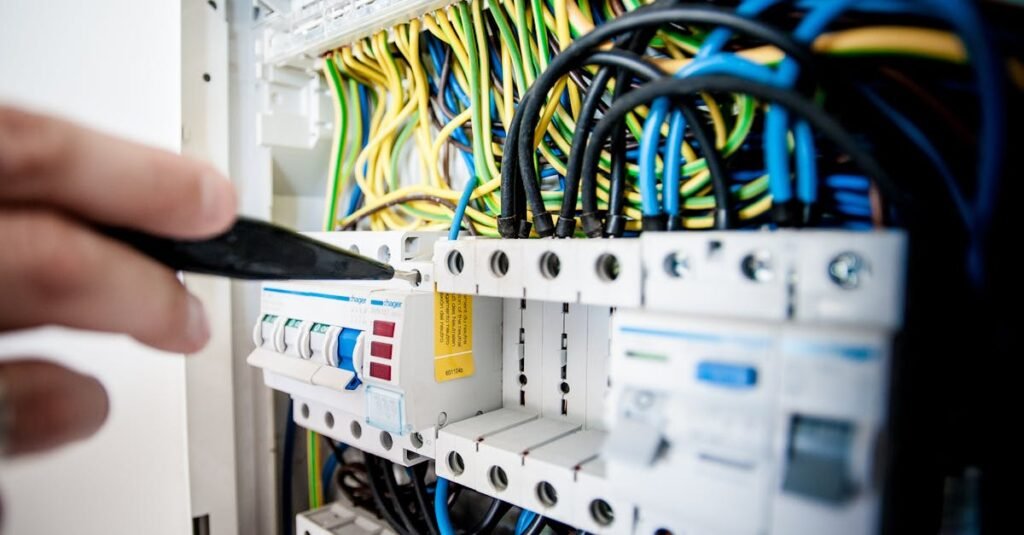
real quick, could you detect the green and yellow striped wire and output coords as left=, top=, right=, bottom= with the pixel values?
left=317, top=0, right=967, bottom=234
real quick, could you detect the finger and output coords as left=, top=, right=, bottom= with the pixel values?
left=0, top=105, right=236, bottom=239
left=0, top=360, right=109, bottom=456
left=0, top=209, right=210, bottom=352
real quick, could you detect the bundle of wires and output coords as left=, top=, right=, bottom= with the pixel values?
left=319, top=0, right=1011, bottom=256
left=301, top=2, right=1021, bottom=530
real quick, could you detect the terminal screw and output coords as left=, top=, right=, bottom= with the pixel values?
left=741, top=250, right=774, bottom=282
left=829, top=252, right=867, bottom=289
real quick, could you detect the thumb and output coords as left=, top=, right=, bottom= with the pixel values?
left=0, top=359, right=109, bottom=457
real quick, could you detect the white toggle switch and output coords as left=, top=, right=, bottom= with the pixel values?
left=603, top=417, right=664, bottom=467
left=298, top=324, right=313, bottom=359
left=252, top=320, right=263, bottom=348
left=324, top=326, right=342, bottom=367
left=273, top=318, right=287, bottom=352
left=352, top=331, right=367, bottom=376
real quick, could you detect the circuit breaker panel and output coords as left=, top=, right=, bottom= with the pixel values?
left=232, top=0, right=1006, bottom=531
left=248, top=231, right=503, bottom=464
left=248, top=230, right=904, bottom=534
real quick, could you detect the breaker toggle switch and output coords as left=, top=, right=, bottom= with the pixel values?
left=280, top=318, right=310, bottom=358
left=325, top=327, right=365, bottom=390
left=604, top=389, right=669, bottom=467
left=252, top=313, right=280, bottom=348
left=307, top=323, right=332, bottom=363
left=782, top=415, right=858, bottom=504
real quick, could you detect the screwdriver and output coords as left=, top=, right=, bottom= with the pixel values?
left=101, top=217, right=422, bottom=284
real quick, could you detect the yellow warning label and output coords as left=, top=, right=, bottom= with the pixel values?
left=434, top=288, right=474, bottom=382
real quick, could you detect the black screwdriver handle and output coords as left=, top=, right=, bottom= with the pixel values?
left=101, top=217, right=396, bottom=281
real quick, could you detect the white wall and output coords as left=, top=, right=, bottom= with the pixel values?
left=0, top=1, right=194, bottom=534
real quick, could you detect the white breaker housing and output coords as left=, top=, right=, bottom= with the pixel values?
left=431, top=230, right=905, bottom=535
left=249, top=229, right=906, bottom=533
left=247, top=231, right=502, bottom=465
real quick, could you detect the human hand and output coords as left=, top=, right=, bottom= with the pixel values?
left=0, top=105, right=236, bottom=459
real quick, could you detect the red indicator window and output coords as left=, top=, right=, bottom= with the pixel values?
left=369, top=362, right=392, bottom=381
left=373, top=320, right=396, bottom=337
left=370, top=341, right=393, bottom=359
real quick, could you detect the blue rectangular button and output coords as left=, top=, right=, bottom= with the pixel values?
left=696, top=361, right=758, bottom=388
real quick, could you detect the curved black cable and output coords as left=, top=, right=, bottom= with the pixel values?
left=513, top=50, right=666, bottom=238
left=578, top=76, right=898, bottom=224
left=604, top=121, right=630, bottom=236
left=606, top=27, right=659, bottom=238
left=380, top=457, right=429, bottom=535
left=410, top=464, right=440, bottom=535
left=513, top=4, right=817, bottom=236
left=556, top=50, right=665, bottom=237
left=323, top=436, right=346, bottom=467
left=556, top=67, right=613, bottom=238
left=499, top=106, right=527, bottom=237
left=280, top=400, right=296, bottom=535
left=679, top=104, right=733, bottom=229
left=462, top=499, right=512, bottom=535
left=364, top=455, right=411, bottom=535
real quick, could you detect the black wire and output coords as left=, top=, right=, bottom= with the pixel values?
left=323, top=436, right=346, bottom=468
left=336, top=463, right=376, bottom=511
left=512, top=4, right=817, bottom=237
left=679, top=104, right=733, bottom=229
left=364, top=455, right=412, bottom=535
left=462, top=499, right=512, bottom=535
left=578, top=75, right=898, bottom=223
left=319, top=436, right=346, bottom=501
left=379, top=457, right=427, bottom=535
left=607, top=26, right=660, bottom=237
left=505, top=49, right=663, bottom=238
left=499, top=106, right=526, bottom=237
left=411, top=464, right=440, bottom=535
left=556, top=67, right=614, bottom=237
left=557, top=50, right=664, bottom=237
left=280, top=400, right=296, bottom=535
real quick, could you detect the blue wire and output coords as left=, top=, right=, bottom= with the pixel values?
left=857, top=85, right=971, bottom=226
left=490, top=47, right=504, bottom=81
left=827, top=174, right=870, bottom=191
left=918, top=0, right=1005, bottom=284
left=709, top=0, right=1003, bottom=282
left=450, top=175, right=478, bottom=241
left=765, top=0, right=857, bottom=206
left=344, top=84, right=370, bottom=217
left=697, top=0, right=778, bottom=59
left=435, top=478, right=457, bottom=535
left=668, top=0, right=844, bottom=214
left=835, top=202, right=873, bottom=218
left=448, top=72, right=472, bottom=109
left=540, top=167, right=560, bottom=179
left=638, top=99, right=669, bottom=216
left=663, top=111, right=687, bottom=217
left=641, top=54, right=776, bottom=217
left=591, top=2, right=604, bottom=24
left=733, top=169, right=767, bottom=182
left=834, top=190, right=872, bottom=208
left=515, top=510, right=537, bottom=535
left=321, top=452, right=338, bottom=499
left=447, top=79, right=481, bottom=240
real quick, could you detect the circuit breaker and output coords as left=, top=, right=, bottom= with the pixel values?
left=247, top=231, right=502, bottom=465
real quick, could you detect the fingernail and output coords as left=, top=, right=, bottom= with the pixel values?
left=200, top=173, right=235, bottom=230
left=186, top=295, right=210, bottom=350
